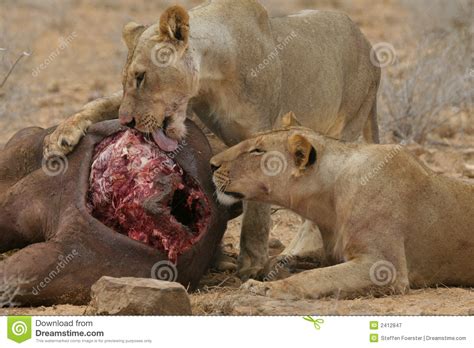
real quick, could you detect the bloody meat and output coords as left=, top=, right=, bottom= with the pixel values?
left=87, top=129, right=211, bottom=262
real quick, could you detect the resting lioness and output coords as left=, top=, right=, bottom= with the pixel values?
left=43, top=0, right=380, bottom=278
left=210, top=120, right=474, bottom=299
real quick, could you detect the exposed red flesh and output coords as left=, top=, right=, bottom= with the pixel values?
left=87, top=129, right=211, bottom=262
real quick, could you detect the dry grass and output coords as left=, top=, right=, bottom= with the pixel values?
left=189, top=286, right=474, bottom=316
left=380, top=29, right=472, bottom=144
left=379, top=0, right=473, bottom=144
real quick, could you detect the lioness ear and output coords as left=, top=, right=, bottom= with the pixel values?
left=122, top=22, right=146, bottom=51
left=158, top=5, right=190, bottom=45
left=288, top=134, right=317, bottom=174
left=277, top=111, right=302, bottom=129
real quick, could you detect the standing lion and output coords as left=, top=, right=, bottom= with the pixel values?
left=44, top=0, right=380, bottom=279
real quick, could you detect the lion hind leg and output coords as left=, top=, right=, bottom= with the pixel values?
left=339, top=86, right=379, bottom=143
left=243, top=255, right=409, bottom=300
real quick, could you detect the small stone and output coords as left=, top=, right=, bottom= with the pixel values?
left=47, top=82, right=60, bottom=93
left=86, top=276, right=192, bottom=315
left=463, top=164, right=474, bottom=178
left=269, top=238, right=284, bottom=249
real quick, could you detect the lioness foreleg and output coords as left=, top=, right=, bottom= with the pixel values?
left=44, top=91, right=122, bottom=157
left=243, top=256, right=409, bottom=300
left=238, top=201, right=271, bottom=280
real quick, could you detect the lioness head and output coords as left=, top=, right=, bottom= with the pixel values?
left=119, top=5, right=198, bottom=151
left=210, top=120, right=318, bottom=206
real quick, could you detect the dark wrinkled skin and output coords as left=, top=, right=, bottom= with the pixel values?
left=0, top=120, right=239, bottom=306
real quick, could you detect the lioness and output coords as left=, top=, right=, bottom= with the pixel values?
left=210, top=119, right=474, bottom=299
left=43, top=0, right=380, bottom=278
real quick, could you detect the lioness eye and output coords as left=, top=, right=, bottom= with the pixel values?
left=136, top=72, right=145, bottom=88
left=250, top=148, right=265, bottom=155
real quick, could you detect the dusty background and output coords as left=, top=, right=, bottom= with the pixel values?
left=0, top=0, right=473, bottom=315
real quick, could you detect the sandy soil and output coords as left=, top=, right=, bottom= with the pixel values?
left=0, top=0, right=472, bottom=315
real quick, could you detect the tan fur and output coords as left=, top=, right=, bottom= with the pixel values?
left=210, top=127, right=474, bottom=299
left=288, top=133, right=315, bottom=174
left=159, top=5, right=190, bottom=44
left=43, top=0, right=380, bottom=279
left=279, top=111, right=301, bottom=128
left=122, top=22, right=147, bottom=51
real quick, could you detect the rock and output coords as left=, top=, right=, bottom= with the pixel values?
left=268, top=238, right=284, bottom=249
left=47, top=81, right=60, bottom=93
left=463, top=163, right=474, bottom=178
left=86, top=276, right=192, bottom=315
left=268, top=238, right=285, bottom=256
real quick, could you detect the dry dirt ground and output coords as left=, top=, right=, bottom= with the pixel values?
left=0, top=0, right=473, bottom=315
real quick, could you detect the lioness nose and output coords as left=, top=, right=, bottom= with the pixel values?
left=210, top=164, right=220, bottom=173
left=119, top=115, right=136, bottom=128
left=125, top=118, right=136, bottom=129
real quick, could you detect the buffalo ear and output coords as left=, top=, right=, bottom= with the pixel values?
left=288, top=134, right=317, bottom=173
left=158, top=5, right=190, bottom=45
left=278, top=111, right=302, bottom=129
left=122, top=22, right=146, bottom=51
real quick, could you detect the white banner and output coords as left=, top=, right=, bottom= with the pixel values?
left=0, top=316, right=471, bottom=347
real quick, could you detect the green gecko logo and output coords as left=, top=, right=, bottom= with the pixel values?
left=7, top=316, right=32, bottom=343
left=303, top=316, right=324, bottom=330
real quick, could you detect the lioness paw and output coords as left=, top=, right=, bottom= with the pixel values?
left=237, top=264, right=265, bottom=281
left=237, top=252, right=267, bottom=281
left=242, top=279, right=304, bottom=300
left=43, top=119, right=90, bottom=158
left=241, top=279, right=270, bottom=296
